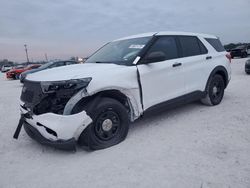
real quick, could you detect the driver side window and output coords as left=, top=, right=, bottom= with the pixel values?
left=142, top=36, right=178, bottom=64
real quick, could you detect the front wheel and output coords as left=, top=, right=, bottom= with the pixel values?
left=78, top=97, right=129, bottom=150
left=201, top=75, right=225, bottom=106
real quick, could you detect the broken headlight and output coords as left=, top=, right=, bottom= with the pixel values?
left=41, top=77, right=92, bottom=93
left=33, top=78, right=92, bottom=115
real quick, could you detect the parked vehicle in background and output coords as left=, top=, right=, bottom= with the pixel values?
left=1, top=65, right=13, bottom=72
left=20, top=60, right=78, bottom=83
left=6, top=64, right=41, bottom=80
left=17, top=31, right=231, bottom=151
left=230, top=45, right=250, bottom=58
left=245, top=59, right=250, bottom=74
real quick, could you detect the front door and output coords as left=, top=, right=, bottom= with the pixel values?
left=137, top=36, right=186, bottom=110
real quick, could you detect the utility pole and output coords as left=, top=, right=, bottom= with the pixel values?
left=24, top=44, right=30, bottom=63
left=45, top=53, right=48, bottom=62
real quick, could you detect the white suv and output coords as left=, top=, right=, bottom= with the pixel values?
left=15, top=31, right=231, bottom=150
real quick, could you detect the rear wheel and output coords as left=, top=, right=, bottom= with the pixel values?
left=78, top=97, right=129, bottom=150
left=201, top=75, right=225, bottom=106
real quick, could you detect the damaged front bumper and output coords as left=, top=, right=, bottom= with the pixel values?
left=23, top=122, right=76, bottom=150
left=20, top=102, right=92, bottom=150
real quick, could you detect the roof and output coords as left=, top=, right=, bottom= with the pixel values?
left=114, top=31, right=217, bottom=41
left=113, top=32, right=157, bottom=41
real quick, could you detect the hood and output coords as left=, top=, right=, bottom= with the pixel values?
left=26, top=63, right=130, bottom=82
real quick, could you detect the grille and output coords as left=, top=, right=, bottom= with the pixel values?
left=21, top=90, right=34, bottom=103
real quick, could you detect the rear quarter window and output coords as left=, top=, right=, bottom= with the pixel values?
left=178, top=36, right=208, bottom=57
left=205, top=38, right=225, bottom=52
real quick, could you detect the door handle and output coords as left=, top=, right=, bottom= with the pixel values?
left=172, top=62, right=182, bottom=67
left=206, top=56, right=212, bottom=60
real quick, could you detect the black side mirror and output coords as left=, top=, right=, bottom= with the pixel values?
left=144, top=51, right=166, bottom=63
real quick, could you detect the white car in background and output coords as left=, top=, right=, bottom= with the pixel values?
left=1, top=65, right=13, bottom=72
left=14, top=31, right=231, bottom=151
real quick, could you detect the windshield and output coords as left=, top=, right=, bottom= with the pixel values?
left=85, top=37, right=152, bottom=65
left=39, top=62, right=54, bottom=69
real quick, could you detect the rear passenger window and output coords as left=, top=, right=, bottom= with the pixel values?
left=205, top=38, right=225, bottom=52
left=179, top=36, right=207, bottom=57
left=143, top=36, right=179, bottom=63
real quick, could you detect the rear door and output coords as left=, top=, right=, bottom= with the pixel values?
left=177, top=36, right=209, bottom=93
left=137, top=36, right=185, bottom=110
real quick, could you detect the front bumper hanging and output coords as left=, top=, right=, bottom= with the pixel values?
left=23, top=122, right=77, bottom=151
left=13, top=102, right=92, bottom=151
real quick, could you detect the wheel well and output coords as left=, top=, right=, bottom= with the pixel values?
left=205, top=66, right=229, bottom=92
left=215, top=70, right=227, bottom=87
left=72, top=90, right=132, bottom=118
left=206, top=66, right=229, bottom=90
left=94, top=90, right=130, bottom=109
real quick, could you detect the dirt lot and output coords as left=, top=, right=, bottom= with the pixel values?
left=0, top=58, right=250, bottom=188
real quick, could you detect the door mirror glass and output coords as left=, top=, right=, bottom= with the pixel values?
left=145, top=51, right=166, bottom=63
left=140, top=36, right=178, bottom=64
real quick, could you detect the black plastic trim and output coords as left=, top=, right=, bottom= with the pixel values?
left=205, top=66, right=229, bottom=89
left=144, top=91, right=205, bottom=116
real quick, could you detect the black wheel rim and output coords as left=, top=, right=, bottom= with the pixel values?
left=210, top=80, right=223, bottom=103
left=94, top=108, right=121, bottom=141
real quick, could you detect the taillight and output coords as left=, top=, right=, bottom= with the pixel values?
left=226, top=53, right=232, bottom=63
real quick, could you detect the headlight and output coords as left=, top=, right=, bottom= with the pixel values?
left=41, top=77, right=92, bottom=93
left=246, top=60, right=250, bottom=65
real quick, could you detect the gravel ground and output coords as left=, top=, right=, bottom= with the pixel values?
left=0, top=58, right=250, bottom=188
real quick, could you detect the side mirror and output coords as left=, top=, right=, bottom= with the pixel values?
left=144, top=51, right=166, bottom=63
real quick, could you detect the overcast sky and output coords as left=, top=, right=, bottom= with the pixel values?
left=0, top=0, right=250, bottom=62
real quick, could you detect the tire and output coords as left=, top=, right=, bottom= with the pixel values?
left=15, top=74, right=20, bottom=80
left=201, top=74, right=225, bottom=106
left=78, top=97, right=129, bottom=150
